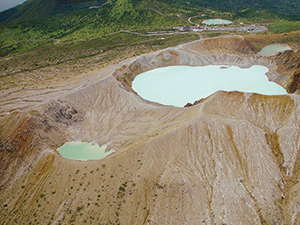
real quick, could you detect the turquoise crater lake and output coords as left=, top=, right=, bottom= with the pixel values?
left=57, top=142, right=114, bottom=161
left=132, top=65, right=287, bottom=107
left=202, top=19, right=232, bottom=25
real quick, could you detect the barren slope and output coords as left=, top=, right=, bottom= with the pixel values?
left=1, top=36, right=300, bottom=224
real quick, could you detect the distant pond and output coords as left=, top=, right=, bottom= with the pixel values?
left=202, top=19, right=233, bottom=25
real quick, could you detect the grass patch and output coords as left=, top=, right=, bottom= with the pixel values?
left=269, top=21, right=300, bottom=34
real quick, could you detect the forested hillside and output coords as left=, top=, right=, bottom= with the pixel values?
left=189, top=0, right=300, bottom=20
left=1, top=0, right=299, bottom=31
left=0, top=0, right=105, bottom=23
left=1, top=0, right=299, bottom=23
left=1, top=0, right=300, bottom=58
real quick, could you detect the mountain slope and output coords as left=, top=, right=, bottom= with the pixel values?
left=187, top=0, right=300, bottom=20
left=1, top=0, right=300, bottom=24
left=0, top=0, right=104, bottom=23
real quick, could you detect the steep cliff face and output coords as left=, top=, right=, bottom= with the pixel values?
left=273, top=50, right=300, bottom=93
left=1, top=36, right=300, bottom=225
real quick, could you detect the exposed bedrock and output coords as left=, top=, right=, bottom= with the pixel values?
left=1, top=36, right=300, bottom=224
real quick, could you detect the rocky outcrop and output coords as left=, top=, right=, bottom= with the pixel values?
left=274, top=50, right=300, bottom=72
left=1, top=36, right=300, bottom=225
left=272, top=50, right=300, bottom=93
left=286, top=68, right=300, bottom=93
left=44, top=100, right=85, bottom=125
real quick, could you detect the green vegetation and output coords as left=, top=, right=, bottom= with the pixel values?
left=0, top=32, right=199, bottom=78
left=269, top=21, right=300, bottom=34
left=187, top=0, right=300, bottom=20
left=234, top=8, right=280, bottom=22
left=1, top=0, right=300, bottom=58
left=0, top=0, right=300, bottom=90
left=0, top=0, right=188, bottom=51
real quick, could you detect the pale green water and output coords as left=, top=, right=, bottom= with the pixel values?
left=202, top=19, right=232, bottom=25
left=258, top=44, right=291, bottom=57
left=132, top=65, right=287, bottom=107
left=57, top=142, right=114, bottom=161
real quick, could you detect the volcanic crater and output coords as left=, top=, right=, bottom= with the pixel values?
left=1, top=36, right=300, bottom=224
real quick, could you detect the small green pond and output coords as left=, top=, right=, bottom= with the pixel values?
left=57, top=142, right=114, bottom=161
left=258, top=44, right=291, bottom=57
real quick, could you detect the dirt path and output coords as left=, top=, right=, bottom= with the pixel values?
left=120, top=30, right=188, bottom=37
left=188, top=16, right=201, bottom=26
left=194, top=31, right=202, bottom=40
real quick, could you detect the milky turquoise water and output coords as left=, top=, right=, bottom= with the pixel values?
left=132, top=65, right=287, bottom=107
left=202, top=19, right=232, bottom=25
left=258, top=44, right=291, bottom=57
left=57, top=142, right=114, bottom=161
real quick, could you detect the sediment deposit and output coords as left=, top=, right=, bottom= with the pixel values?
left=1, top=36, right=300, bottom=224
